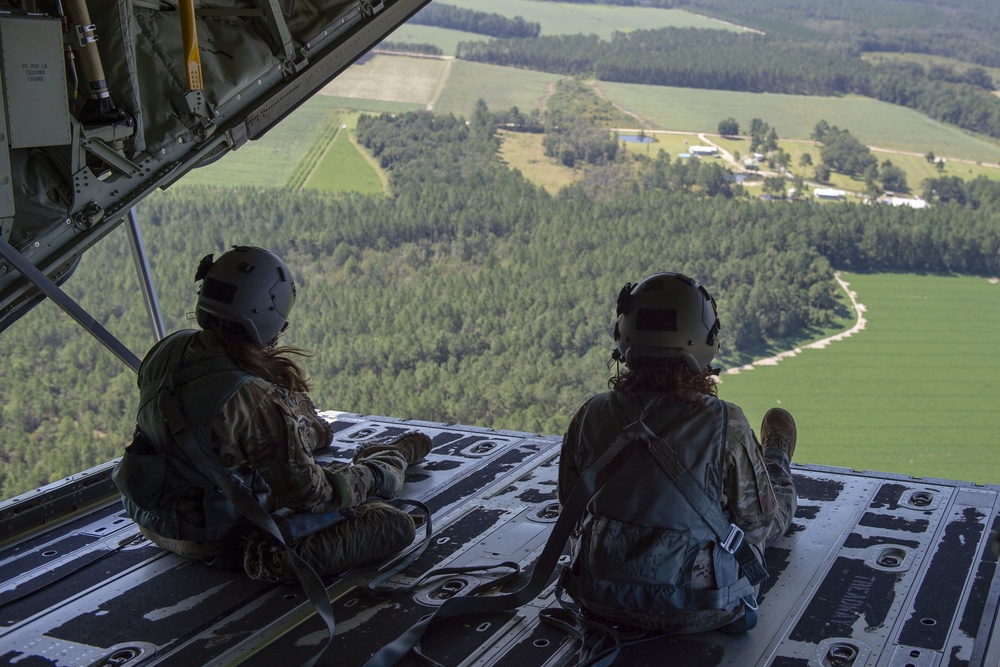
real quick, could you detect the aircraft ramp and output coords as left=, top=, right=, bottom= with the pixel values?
left=1, top=413, right=999, bottom=666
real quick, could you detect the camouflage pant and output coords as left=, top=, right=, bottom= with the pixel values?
left=762, top=447, right=797, bottom=548
left=243, top=499, right=415, bottom=580
left=243, top=451, right=414, bottom=580
left=325, top=450, right=409, bottom=507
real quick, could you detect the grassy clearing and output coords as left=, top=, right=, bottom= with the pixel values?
left=498, top=130, right=579, bottom=194
left=593, top=81, right=1000, bottom=165
left=315, top=97, right=423, bottom=114
left=438, top=0, right=751, bottom=37
left=716, top=272, right=1000, bottom=484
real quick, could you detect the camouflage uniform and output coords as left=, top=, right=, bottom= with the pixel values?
left=137, top=332, right=415, bottom=580
left=558, top=391, right=796, bottom=633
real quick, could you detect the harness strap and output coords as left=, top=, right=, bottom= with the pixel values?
left=639, top=412, right=765, bottom=629
left=362, top=408, right=686, bottom=667
left=642, top=418, right=768, bottom=590
left=157, top=388, right=336, bottom=667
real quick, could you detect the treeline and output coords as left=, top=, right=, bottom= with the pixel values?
left=409, top=3, right=540, bottom=39
left=536, top=0, right=1000, bottom=68
left=922, top=175, right=1000, bottom=209
left=377, top=41, right=443, bottom=56
left=455, top=28, right=1000, bottom=139
left=3, top=103, right=1000, bottom=500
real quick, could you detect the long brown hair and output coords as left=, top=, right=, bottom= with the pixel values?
left=608, top=357, right=717, bottom=403
left=208, top=319, right=312, bottom=392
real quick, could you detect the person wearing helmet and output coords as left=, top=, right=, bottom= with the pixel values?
left=557, top=271, right=797, bottom=634
left=114, top=245, right=432, bottom=581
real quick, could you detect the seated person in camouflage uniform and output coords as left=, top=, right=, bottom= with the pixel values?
left=558, top=272, right=797, bottom=634
left=114, top=245, right=430, bottom=580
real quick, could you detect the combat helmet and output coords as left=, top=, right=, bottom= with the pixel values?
left=195, top=245, right=296, bottom=346
left=612, top=272, right=721, bottom=372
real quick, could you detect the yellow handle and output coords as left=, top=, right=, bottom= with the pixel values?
left=178, top=0, right=203, bottom=91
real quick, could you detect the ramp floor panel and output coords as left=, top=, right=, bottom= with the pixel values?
left=1, top=414, right=998, bottom=667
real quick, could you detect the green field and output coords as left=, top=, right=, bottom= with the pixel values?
left=433, top=60, right=561, bottom=119
left=185, top=97, right=348, bottom=187
left=436, top=0, right=751, bottom=37
left=717, top=272, right=1000, bottom=484
left=594, top=82, right=1000, bottom=165
left=383, top=24, right=490, bottom=56
left=303, top=114, right=387, bottom=195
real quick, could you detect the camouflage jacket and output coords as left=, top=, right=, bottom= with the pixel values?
left=170, top=332, right=339, bottom=526
left=558, top=390, right=778, bottom=633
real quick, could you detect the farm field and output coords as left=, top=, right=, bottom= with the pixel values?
left=432, top=60, right=561, bottom=119
left=430, top=0, right=751, bottom=37
left=184, top=96, right=347, bottom=187
left=593, top=81, right=1000, bottom=165
left=716, top=272, right=1000, bottom=484
left=182, top=38, right=1000, bottom=195
left=381, top=24, right=486, bottom=56
left=320, top=53, right=450, bottom=107
left=302, top=114, right=387, bottom=195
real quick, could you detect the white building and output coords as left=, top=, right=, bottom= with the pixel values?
left=814, top=187, right=846, bottom=200
left=690, top=145, right=719, bottom=157
left=884, top=196, right=927, bottom=209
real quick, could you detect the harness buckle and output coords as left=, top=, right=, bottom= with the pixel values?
left=722, top=524, right=744, bottom=554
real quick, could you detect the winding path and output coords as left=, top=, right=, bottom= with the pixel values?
left=723, top=272, right=867, bottom=375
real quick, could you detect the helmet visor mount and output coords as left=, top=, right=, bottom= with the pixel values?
left=613, top=272, right=720, bottom=373
left=195, top=246, right=296, bottom=346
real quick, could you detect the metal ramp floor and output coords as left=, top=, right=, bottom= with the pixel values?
left=2, top=413, right=999, bottom=666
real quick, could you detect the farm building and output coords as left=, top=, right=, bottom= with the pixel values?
left=814, top=187, right=847, bottom=200
left=884, top=195, right=927, bottom=209
left=690, top=145, right=719, bottom=156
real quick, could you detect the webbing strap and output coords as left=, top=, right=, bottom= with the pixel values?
left=641, top=418, right=768, bottom=590
left=157, top=386, right=336, bottom=667
left=362, top=412, right=669, bottom=667
left=366, top=498, right=434, bottom=597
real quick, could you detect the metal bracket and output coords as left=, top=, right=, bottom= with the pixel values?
left=0, top=235, right=140, bottom=372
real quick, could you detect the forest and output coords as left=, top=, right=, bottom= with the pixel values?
left=536, top=0, right=1000, bottom=68
left=1, top=101, right=999, bottom=500
left=455, top=28, right=1000, bottom=139
left=408, top=3, right=540, bottom=39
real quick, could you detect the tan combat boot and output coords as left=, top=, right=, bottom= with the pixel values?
left=761, top=408, right=796, bottom=461
left=353, top=430, right=432, bottom=465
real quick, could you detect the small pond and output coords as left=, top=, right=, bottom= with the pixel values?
left=619, top=134, right=654, bottom=144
